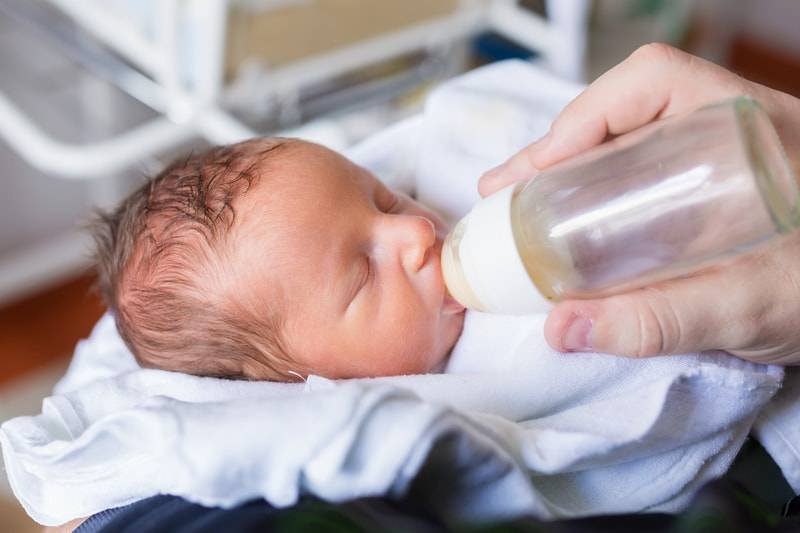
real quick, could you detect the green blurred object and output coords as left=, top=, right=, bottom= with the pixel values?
left=627, top=0, right=670, bottom=18
left=586, top=0, right=696, bottom=80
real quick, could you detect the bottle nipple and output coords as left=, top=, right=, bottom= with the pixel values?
left=441, top=218, right=486, bottom=311
left=440, top=184, right=553, bottom=315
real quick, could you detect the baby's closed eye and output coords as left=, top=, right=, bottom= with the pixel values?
left=378, top=190, right=400, bottom=213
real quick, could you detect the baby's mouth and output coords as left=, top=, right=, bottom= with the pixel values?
left=442, top=287, right=466, bottom=314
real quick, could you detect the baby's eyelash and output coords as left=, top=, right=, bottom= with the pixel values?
left=383, top=194, right=400, bottom=213
left=361, top=255, right=372, bottom=289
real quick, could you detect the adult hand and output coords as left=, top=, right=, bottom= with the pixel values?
left=479, top=43, right=800, bottom=365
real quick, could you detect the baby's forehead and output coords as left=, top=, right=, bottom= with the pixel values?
left=223, top=147, right=361, bottom=309
left=231, top=143, right=375, bottom=242
left=252, top=143, right=381, bottom=204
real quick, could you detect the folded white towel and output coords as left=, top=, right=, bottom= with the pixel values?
left=1, top=312, right=782, bottom=526
left=754, top=368, right=800, bottom=493
left=0, top=61, right=793, bottom=526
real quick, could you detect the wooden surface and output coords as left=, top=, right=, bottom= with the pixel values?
left=729, top=36, right=800, bottom=98
left=0, top=273, right=105, bottom=387
left=0, top=498, right=39, bottom=533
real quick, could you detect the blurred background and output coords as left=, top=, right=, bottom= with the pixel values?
left=1, top=0, right=799, bottom=529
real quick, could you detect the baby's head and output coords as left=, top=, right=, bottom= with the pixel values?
left=93, top=138, right=465, bottom=381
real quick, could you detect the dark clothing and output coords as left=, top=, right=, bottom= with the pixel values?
left=76, top=439, right=800, bottom=533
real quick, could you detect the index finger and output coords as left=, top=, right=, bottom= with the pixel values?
left=479, top=44, right=748, bottom=196
left=536, top=43, right=746, bottom=168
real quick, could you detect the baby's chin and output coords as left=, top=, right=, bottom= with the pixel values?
left=361, top=315, right=465, bottom=378
left=428, top=309, right=466, bottom=373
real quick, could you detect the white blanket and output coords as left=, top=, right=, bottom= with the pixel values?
left=1, top=61, right=796, bottom=526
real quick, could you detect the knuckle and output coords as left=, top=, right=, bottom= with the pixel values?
left=602, top=294, right=661, bottom=357
left=520, top=147, right=540, bottom=172
left=645, top=287, right=682, bottom=354
left=631, top=288, right=680, bottom=357
left=635, top=304, right=664, bottom=357
left=631, top=42, right=679, bottom=64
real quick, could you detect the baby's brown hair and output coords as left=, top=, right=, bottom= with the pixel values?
left=92, top=138, right=297, bottom=380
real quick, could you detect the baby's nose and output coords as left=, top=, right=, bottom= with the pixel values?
left=386, top=215, right=436, bottom=273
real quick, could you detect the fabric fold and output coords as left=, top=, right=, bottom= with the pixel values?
left=1, top=312, right=784, bottom=526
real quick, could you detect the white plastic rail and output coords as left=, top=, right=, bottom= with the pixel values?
left=0, top=0, right=575, bottom=179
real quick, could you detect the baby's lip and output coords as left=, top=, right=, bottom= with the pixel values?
left=442, top=288, right=466, bottom=314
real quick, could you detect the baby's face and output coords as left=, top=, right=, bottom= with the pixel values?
left=233, top=142, right=466, bottom=379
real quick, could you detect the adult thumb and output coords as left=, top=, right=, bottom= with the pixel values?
left=543, top=273, right=741, bottom=357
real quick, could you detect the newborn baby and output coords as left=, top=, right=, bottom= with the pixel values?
left=94, top=138, right=467, bottom=381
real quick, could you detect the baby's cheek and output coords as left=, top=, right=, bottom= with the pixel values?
left=364, top=319, right=429, bottom=374
left=400, top=319, right=443, bottom=372
left=389, top=341, right=437, bottom=375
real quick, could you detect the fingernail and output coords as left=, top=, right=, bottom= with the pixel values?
left=481, top=163, right=506, bottom=181
left=563, top=317, right=592, bottom=352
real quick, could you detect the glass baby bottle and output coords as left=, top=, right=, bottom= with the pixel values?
left=442, top=97, right=800, bottom=314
